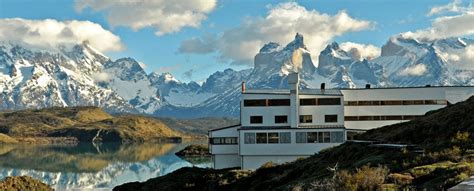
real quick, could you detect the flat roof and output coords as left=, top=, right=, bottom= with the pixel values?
left=339, top=85, right=474, bottom=90
left=239, top=126, right=346, bottom=130
left=209, top=124, right=241, bottom=132
left=243, top=89, right=343, bottom=96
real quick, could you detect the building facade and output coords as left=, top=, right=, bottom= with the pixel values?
left=209, top=73, right=474, bottom=169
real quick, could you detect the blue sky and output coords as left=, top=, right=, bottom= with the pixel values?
left=0, top=0, right=470, bottom=82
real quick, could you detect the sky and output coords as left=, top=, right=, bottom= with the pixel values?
left=0, top=0, right=473, bottom=83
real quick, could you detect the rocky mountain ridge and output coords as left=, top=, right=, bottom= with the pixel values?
left=1, top=33, right=473, bottom=117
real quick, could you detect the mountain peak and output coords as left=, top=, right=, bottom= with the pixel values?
left=284, top=33, right=307, bottom=51
left=259, top=42, right=280, bottom=53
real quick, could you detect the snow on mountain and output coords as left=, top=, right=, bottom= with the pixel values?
left=0, top=43, right=133, bottom=113
left=1, top=33, right=473, bottom=118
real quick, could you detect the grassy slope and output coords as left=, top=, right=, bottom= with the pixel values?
left=0, top=106, right=186, bottom=143
left=115, top=96, right=474, bottom=191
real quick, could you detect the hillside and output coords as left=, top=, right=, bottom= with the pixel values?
left=0, top=106, right=187, bottom=144
left=157, top=117, right=239, bottom=136
left=114, top=96, right=474, bottom=191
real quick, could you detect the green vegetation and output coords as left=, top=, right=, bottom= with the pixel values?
left=0, top=176, right=53, bottom=191
left=114, top=96, right=474, bottom=191
left=0, top=106, right=187, bottom=144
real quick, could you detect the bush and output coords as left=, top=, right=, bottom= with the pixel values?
left=335, top=165, right=389, bottom=191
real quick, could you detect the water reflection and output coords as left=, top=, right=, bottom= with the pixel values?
left=0, top=143, right=211, bottom=190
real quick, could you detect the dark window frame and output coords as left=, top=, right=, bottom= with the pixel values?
left=250, top=116, right=263, bottom=124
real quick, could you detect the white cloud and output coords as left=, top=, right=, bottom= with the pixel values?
left=440, top=45, right=474, bottom=70
left=339, top=42, right=381, bottom=61
left=0, top=18, right=123, bottom=52
left=75, top=0, right=217, bottom=36
left=92, top=72, right=110, bottom=82
left=179, top=2, right=373, bottom=66
left=402, top=12, right=474, bottom=40
left=428, top=0, right=473, bottom=16
left=399, top=64, right=428, bottom=76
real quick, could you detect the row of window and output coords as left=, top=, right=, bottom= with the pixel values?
left=243, top=98, right=341, bottom=107
left=344, top=100, right=448, bottom=106
left=209, top=137, right=238, bottom=145
left=295, top=131, right=345, bottom=143
left=243, top=131, right=344, bottom=144
left=250, top=114, right=338, bottom=124
left=244, top=132, right=291, bottom=144
left=344, top=115, right=422, bottom=121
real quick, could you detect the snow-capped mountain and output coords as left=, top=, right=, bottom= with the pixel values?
left=0, top=43, right=133, bottom=113
left=1, top=33, right=473, bottom=118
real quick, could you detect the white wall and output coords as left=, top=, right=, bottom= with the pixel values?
left=209, top=126, right=239, bottom=155
left=445, top=87, right=474, bottom=103
left=241, top=94, right=344, bottom=127
left=241, top=94, right=290, bottom=127
left=341, top=87, right=452, bottom=130
left=213, top=154, right=241, bottom=169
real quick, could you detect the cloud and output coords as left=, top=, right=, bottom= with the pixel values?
left=92, top=72, right=110, bottom=82
left=402, top=12, right=474, bottom=40
left=403, top=1, right=474, bottom=40
left=440, top=44, right=474, bottom=70
left=0, top=18, right=123, bottom=52
left=339, top=42, right=381, bottom=61
left=399, top=64, right=428, bottom=76
left=179, top=2, right=373, bottom=66
left=428, top=0, right=473, bottom=16
left=75, top=0, right=217, bottom=36
left=178, top=34, right=217, bottom=54
left=183, top=69, right=194, bottom=80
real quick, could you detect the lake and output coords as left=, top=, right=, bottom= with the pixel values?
left=0, top=142, right=211, bottom=190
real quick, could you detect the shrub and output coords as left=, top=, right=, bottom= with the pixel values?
left=335, top=165, right=389, bottom=191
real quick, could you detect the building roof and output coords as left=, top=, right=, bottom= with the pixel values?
left=239, top=126, right=346, bottom=130
left=209, top=124, right=241, bottom=132
left=243, top=89, right=343, bottom=96
left=339, top=85, right=474, bottom=90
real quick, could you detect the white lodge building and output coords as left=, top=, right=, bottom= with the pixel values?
left=209, top=73, right=474, bottom=169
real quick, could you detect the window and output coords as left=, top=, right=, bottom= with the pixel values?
left=325, top=115, right=338, bottom=123
left=268, top=99, right=290, bottom=106
left=268, top=133, right=279, bottom=143
left=296, top=132, right=307, bottom=143
left=250, top=116, right=263, bottom=124
left=279, top=132, right=291, bottom=143
left=317, top=132, right=331, bottom=143
left=244, top=99, right=266, bottom=107
left=275, top=115, right=288, bottom=124
left=256, top=133, right=267, bottom=144
left=210, top=137, right=238, bottom=145
left=331, top=132, right=344, bottom=143
left=345, top=101, right=358, bottom=106
left=307, top=132, right=318, bottom=143
left=318, top=98, right=341, bottom=105
left=300, top=98, right=316, bottom=106
left=244, top=133, right=256, bottom=144
left=300, top=115, right=312, bottom=123
left=344, top=116, right=358, bottom=121
left=381, top=100, right=403, bottom=105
